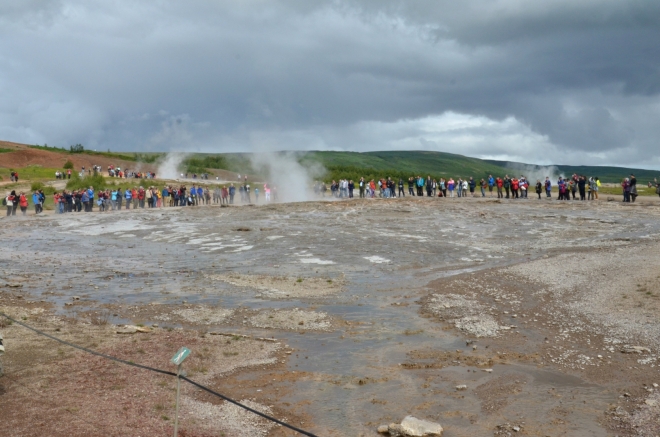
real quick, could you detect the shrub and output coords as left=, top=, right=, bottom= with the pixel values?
left=66, top=173, right=106, bottom=191
left=31, top=181, right=45, bottom=191
left=69, top=144, right=85, bottom=153
left=63, top=160, right=74, bottom=170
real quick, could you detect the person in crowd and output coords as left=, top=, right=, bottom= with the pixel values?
left=4, top=191, right=16, bottom=216
left=535, top=180, right=543, bottom=199
left=468, top=177, right=476, bottom=197
left=503, top=175, right=511, bottom=199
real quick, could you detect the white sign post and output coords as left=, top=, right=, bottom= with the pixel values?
left=171, top=347, right=191, bottom=437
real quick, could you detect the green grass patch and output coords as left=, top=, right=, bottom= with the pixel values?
left=66, top=173, right=107, bottom=191
left=0, top=148, right=13, bottom=153
left=0, top=166, right=63, bottom=181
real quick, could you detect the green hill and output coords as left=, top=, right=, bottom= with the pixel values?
left=179, top=150, right=660, bottom=184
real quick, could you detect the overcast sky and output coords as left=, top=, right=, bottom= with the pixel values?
left=1, top=0, right=659, bottom=168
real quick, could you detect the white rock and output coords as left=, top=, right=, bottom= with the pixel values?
left=116, top=326, right=137, bottom=334
left=621, top=346, right=651, bottom=354
left=399, top=416, right=443, bottom=436
left=456, top=385, right=467, bottom=391
left=377, top=424, right=389, bottom=434
left=645, top=399, right=657, bottom=407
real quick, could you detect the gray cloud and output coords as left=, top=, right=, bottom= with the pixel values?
left=0, top=0, right=659, bottom=168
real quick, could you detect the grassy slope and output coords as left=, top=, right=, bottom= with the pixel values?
left=301, top=151, right=506, bottom=176
left=485, top=159, right=660, bottom=183
left=2, top=139, right=659, bottom=185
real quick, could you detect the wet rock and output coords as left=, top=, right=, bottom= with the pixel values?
left=621, top=346, right=651, bottom=354
left=379, top=417, right=443, bottom=436
left=400, top=416, right=443, bottom=436
left=116, top=326, right=137, bottom=334
left=387, top=424, right=405, bottom=437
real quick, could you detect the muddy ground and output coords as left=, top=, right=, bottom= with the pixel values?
left=1, top=196, right=660, bottom=436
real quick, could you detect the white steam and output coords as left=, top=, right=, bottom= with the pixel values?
left=249, top=152, right=325, bottom=202
left=157, top=152, right=188, bottom=180
left=502, top=163, right=564, bottom=183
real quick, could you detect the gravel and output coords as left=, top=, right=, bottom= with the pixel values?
left=249, top=308, right=333, bottom=331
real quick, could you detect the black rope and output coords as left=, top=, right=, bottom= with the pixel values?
left=0, top=312, right=176, bottom=377
left=0, top=312, right=320, bottom=437
left=181, top=375, right=319, bottom=437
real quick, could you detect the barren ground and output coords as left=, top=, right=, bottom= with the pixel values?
left=1, top=196, right=660, bottom=436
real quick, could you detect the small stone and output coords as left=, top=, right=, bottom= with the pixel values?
left=513, top=426, right=521, bottom=432
left=72, top=296, right=80, bottom=300
left=456, top=385, right=467, bottom=391
left=484, top=369, right=493, bottom=373
left=377, top=424, right=389, bottom=434
left=645, top=399, right=658, bottom=407
left=653, top=383, right=658, bottom=388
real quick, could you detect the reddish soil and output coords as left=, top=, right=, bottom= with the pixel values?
left=0, top=141, right=155, bottom=173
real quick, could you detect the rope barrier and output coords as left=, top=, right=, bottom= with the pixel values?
left=0, top=312, right=320, bottom=437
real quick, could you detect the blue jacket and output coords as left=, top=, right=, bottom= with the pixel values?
left=32, top=193, right=40, bottom=204
left=87, top=188, right=94, bottom=200
left=125, top=190, right=132, bottom=200
left=488, top=177, right=495, bottom=187
left=196, top=187, right=203, bottom=196
left=82, top=192, right=89, bottom=202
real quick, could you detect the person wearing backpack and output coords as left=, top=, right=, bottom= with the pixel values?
left=4, top=191, right=15, bottom=216
left=544, top=177, right=552, bottom=198
left=503, top=176, right=511, bottom=199
left=32, top=191, right=41, bottom=214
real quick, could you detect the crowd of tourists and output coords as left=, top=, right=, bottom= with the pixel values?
left=320, top=173, right=660, bottom=202
left=105, top=165, right=156, bottom=179
left=3, top=181, right=280, bottom=216
left=4, top=173, right=660, bottom=217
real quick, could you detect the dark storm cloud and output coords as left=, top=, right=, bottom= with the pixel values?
left=0, top=0, right=659, bottom=167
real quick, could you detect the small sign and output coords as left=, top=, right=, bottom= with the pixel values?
left=171, top=347, right=191, bottom=366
